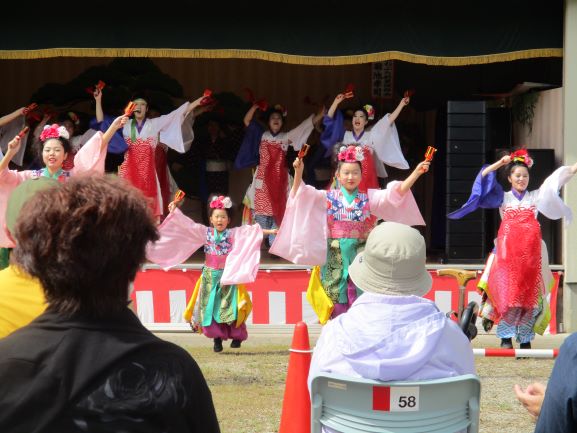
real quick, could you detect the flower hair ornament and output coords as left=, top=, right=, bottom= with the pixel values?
left=209, top=195, right=233, bottom=209
left=273, top=104, right=288, bottom=117
left=363, top=104, right=375, bottom=121
left=510, top=149, right=534, bottom=168
left=338, top=145, right=364, bottom=163
left=40, top=124, right=70, bottom=142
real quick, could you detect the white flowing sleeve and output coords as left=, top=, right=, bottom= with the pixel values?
left=181, top=111, right=195, bottom=153
left=287, top=115, right=315, bottom=151
left=368, top=181, right=425, bottom=226
left=150, top=102, right=191, bottom=153
left=536, top=166, right=575, bottom=223
left=269, top=183, right=328, bottom=265
left=0, top=117, right=27, bottom=166
left=70, top=129, right=97, bottom=152
left=369, top=114, right=409, bottom=169
left=145, top=208, right=207, bottom=269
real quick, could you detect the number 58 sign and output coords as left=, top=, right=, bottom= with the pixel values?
left=373, top=386, right=420, bottom=412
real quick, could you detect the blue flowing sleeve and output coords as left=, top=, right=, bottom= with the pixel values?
left=89, top=115, right=127, bottom=154
left=234, top=120, right=264, bottom=169
left=320, top=111, right=345, bottom=153
left=447, top=165, right=504, bottom=219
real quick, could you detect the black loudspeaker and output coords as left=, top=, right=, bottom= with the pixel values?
left=445, top=101, right=488, bottom=262
left=490, top=148, right=559, bottom=263
left=486, top=107, right=512, bottom=150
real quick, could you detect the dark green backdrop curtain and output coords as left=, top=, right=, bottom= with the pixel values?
left=0, top=1, right=562, bottom=65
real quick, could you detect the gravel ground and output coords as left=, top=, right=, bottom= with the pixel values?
left=156, top=331, right=564, bottom=433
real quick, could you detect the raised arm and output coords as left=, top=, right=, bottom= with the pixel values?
left=100, top=116, right=128, bottom=153
left=0, top=107, right=25, bottom=128
left=94, top=88, right=104, bottom=122
left=482, top=155, right=511, bottom=177
left=186, top=94, right=206, bottom=117
left=243, top=104, right=259, bottom=127
left=291, top=157, right=305, bottom=197
left=571, top=161, right=577, bottom=175
left=0, top=135, right=22, bottom=172
left=312, top=104, right=326, bottom=126
left=33, top=114, right=50, bottom=142
left=388, top=96, right=410, bottom=125
left=399, top=160, right=430, bottom=195
left=327, top=94, right=346, bottom=119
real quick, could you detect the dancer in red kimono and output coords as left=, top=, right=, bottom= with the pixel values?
left=117, top=93, right=205, bottom=219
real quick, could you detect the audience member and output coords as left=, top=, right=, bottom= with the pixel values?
left=0, top=178, right=59, bottom=338
left=515, top=333, right=577, bottom=432
left=0, top=176, right=220, bottom=432
left=308, top=221, right=475, bottom=433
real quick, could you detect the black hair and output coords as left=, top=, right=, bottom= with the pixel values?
left=207, top=195, right=235, bottom=221
left=332, top=142, right=363, bottom=172
left=337, top=160, right=363, bottom=172
left=130, top=90, right=150, bottom=104
left=57, top=112, right=76, bottom=125
left=353, top=106, right=370, bottom=120
left=265, top=106, right=286, bottom=124
left=39, top=136, right=72, bottom=155
left=13, top=176, right=158, bottom=317
left=509, top=161, right=530, bottom=175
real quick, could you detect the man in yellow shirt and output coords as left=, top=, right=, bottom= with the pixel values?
left=0, top=178, right=59, bottom=338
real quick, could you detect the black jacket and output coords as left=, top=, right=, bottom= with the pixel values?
left=0, top=307, right=220, bottom=433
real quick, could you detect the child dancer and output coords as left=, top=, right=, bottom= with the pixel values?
left=449, top=150, right=577, bottom=348
left=321, top=93, right=411, bottom=191
left=270, top=144, right=429, bottom=323
left=146, top=195, right=276, bottom=352
left=234, top=102, right=324, bottom=245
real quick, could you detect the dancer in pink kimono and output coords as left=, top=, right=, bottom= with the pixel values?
left=117, top=93, right=205, bottom=219
left=270, top=145, right=429, bottom=323
left=0, top=115, right=127, bottom=249
left=146, top=195, right=276, bottom=352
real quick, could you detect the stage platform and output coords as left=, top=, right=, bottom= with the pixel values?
left=133, top=254, right=563, bottom=334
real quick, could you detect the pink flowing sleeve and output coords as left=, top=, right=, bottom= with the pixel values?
left=220, top=224, right=263, bottom=285
left=269, top=183, right=328, bottom=265
left=368, top=181, right=425, bottom=226
left=145, top=208, right=207, bottom=269
left=0, top=169, right=34, bottom=247
left=71, top=131, right=106, bottom=176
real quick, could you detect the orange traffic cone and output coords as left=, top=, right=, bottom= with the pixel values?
left=278, top=321, right=313, bottom=433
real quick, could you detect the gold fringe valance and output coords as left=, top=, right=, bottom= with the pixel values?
left=0, top=47, right=563, bottom=66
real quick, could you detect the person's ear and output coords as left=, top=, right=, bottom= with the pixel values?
left=4, top=225, right=15, bottom=246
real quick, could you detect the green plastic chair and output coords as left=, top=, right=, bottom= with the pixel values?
left=311, top=373, right=480, bottom=433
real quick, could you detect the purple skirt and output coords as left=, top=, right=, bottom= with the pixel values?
left=202, top=320, right=248, bottom=341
